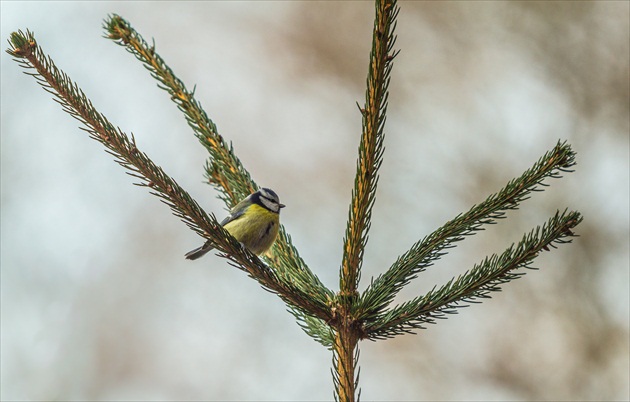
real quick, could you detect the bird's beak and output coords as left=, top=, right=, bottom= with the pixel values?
left=279, top=203, right=286, bottom=208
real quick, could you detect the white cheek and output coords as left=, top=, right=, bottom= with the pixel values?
left=259, top=198, right=274, bottom=211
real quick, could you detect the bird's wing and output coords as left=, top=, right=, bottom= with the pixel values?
left=220, top=208, right=246, bottom=226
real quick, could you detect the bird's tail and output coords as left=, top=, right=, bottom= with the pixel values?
left=184, top=242, right=214, bottom=260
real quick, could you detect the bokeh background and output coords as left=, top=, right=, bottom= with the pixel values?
left=2, top=1, right=628, bottom=401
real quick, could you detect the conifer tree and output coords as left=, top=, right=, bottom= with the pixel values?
left=7, top=1, right=582, bottom=400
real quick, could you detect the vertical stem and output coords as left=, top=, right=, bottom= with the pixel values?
left=334, top=323, right=359, bottom=402
left=335, top=1, right=397, bottom=399
left=340, top=0, right=396, bottom=293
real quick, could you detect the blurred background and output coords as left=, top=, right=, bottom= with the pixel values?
left=1, top=1, right=628, bottom=401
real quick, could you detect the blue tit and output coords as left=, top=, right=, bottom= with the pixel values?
left=185, top=188, right=285, bottom=260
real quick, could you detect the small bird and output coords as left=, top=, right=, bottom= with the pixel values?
left=185, top=188, right=285, bottom=260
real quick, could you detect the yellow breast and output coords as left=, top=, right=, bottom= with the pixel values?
left=223, top=204, right=280, bottom=255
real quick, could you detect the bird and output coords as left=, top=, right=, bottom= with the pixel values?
left=185, top=187, right=285, bottom=260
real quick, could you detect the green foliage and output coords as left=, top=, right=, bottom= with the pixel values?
left=364, top=209, right=582, bottom=340
left=358, top=141, right=579, bottom=324
left=7, top=1, right=583, bottom=400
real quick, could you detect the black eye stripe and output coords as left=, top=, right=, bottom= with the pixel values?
left=255, top=189, right=281, bottom=212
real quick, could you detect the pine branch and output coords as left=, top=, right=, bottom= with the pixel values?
left=363, top=209, right=583, bottom=340
left=332, top=1, right=399, bottom=401
left=358, top=141, right=577, bottom=321
left=103, top=15, right=335, bottom=322
left=339, top=0, right=400, bottom=298
left=103, top=14, right=252, bottom=205
left=6, top=29, right=332, bottom=324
